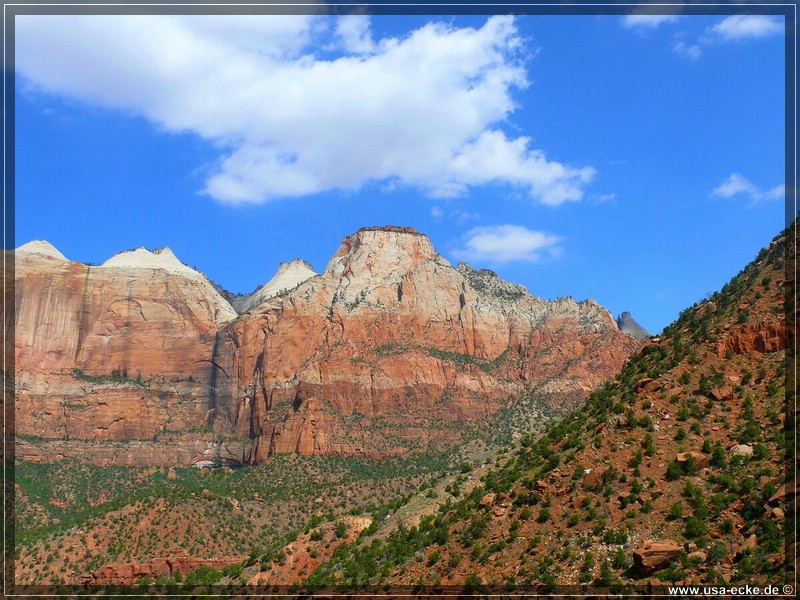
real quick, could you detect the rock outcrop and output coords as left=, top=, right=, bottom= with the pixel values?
left=82, top=554, right=243, bottom=586
left=13, top=228, right=643, bottom=465
left=617, top=311, right=650, bottom=339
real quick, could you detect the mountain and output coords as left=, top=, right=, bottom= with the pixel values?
left=285, top=225, right=793, bottom=592
left=13, top=243, right=251, bottom=467
left=12, top=226, right=641, bottom=467
left=210, top=226, right=642, bottom=460
left=617, top=311, right=650, bottom=339
left=11, top=225, right=793, bottom=592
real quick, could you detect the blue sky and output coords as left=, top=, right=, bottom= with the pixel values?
left=14, top=11, right=788, bottom=334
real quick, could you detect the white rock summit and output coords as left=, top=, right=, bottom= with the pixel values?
left=101, top=246, right=196, bottom=274
left=239, top=259, right=317, bottom=313
left=16, top=240, right=68, bottom=261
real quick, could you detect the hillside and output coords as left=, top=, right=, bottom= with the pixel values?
left=249, top=224, right=794, bottom=593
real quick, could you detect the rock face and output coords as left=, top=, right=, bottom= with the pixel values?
left=715, top=321, right=792, bottom=356
left=13, top=244, right=239, bottom=465
left=617, top=311, right=650, bottom=339
left=13, top=228, right=643, bottom=465
left=210, top=226, right=643, bottom=461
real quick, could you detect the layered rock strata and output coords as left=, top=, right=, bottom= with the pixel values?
left=13, top=228, right=643, bottom=465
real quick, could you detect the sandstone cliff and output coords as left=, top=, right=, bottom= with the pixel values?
left=210, top=226, right=642, bottom=460
left=13, top=228, right=642, bottom=465
left=13, top=243, right=242, bottom=465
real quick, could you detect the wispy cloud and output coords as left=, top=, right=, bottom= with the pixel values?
left=712, top=173, right=784, bottom=204
left=623, top=12, right=782, bottom=61
left=710, top=15, right=783, bottom=41
left=16, top=15, right=595, bottom=207
left=453, top=225, right=562, bottom=263
left=431, top=206, right=480, bottom=223
left=621, top=14, right=679, bottom=30
left=589, top=192, right=617, bottom=205
left=672, top=41, right=702, bottom=60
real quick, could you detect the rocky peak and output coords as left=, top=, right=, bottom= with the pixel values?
left=239, top=258, right=317, bottom=313
left=617, top=311, right=650, bottom=339
left=324, top=226, right=441, bottom=280
left=16, top=240, right=67, bottom=261
left=276, top=258, right=315, bottom=276
left=101, top=246, right=193, bottom=274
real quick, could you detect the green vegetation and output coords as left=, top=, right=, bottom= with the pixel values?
left=71, top=367, right=148, bottom=388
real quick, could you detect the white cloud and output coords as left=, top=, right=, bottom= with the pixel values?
left=621, top=14, right=679, bottom=29
left=712, top=173, right=784, bottom=204
left=430, top=206, right=479, bottom=223
left=453, top=225, right=562, bottom=263
left=589, top=192, right=616, bottom=204
left=451, top=209, right=480, bottom=223
left=710, top=15, right=783, bottom=41
left=335, top=15, right=376, bottom=54
left=16, top=14, right=595, bottom=207
left=673, top=41, right=702, bottom=60
left=440, top=130, right=595, bottom=205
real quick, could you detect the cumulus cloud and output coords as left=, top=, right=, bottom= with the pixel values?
left=710, top=15, right=783, bottom=41
left=712, top=173, right=784, bottom=204
left=453, top=225, right=562, bottom=263
left=16, top=14, right=595, bottom=206
left=621, top=14, right=679, bottom=29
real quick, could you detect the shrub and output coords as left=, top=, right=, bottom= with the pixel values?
left=684, top=517, right=708, bottom=539
left=668, top=502, right=683, bottom=521
left=567, top=513, right=579, bottom=527
left=666, top=461, right=684, bottom=481
left=537, top=508, right=551, bottom=523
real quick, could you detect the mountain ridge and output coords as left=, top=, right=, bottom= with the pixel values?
left=14, top=225, right=642, bottom=466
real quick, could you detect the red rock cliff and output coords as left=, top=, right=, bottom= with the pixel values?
left=211, top=227, right=642, bottom=460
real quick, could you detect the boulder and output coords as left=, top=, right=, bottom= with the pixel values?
left=676, top=451, right=709, bottom=469
left=767, top=476, right=799, bottom=506
left=709, top=386, right=734, bottom=402
left=633, top=540, right=682, bottom=574
left=636, top=378, right=660, bottom=393
left=730, top=444, right=753, bottom=457
left=735, top=534, right=758, bottom=560
left=583, top=467, right=607, bottom=490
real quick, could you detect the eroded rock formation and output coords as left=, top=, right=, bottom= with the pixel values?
left=13, top=228, right=644, bottom=465
left=211, top=227, right=643, bottom=461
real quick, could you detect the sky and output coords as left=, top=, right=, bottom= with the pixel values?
left=13, top=9, right=789, bottom=334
